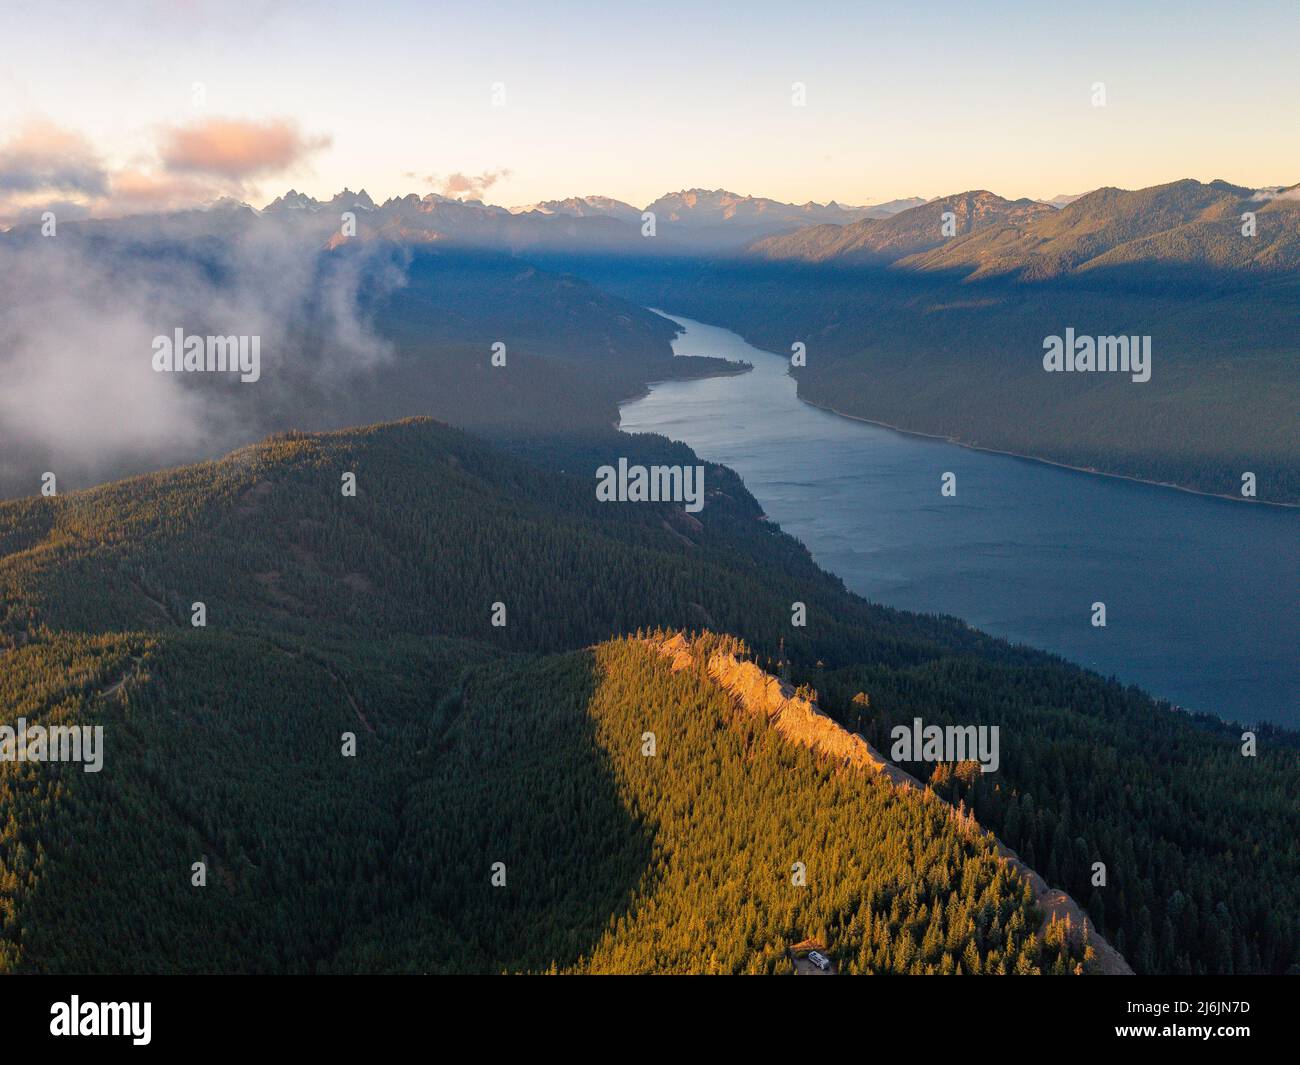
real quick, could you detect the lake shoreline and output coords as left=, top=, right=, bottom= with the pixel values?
left=616, top=362, right=753, bottom=417
left=644, top=307, right=1296, bottom=510
left=622, top=310, right=1297, bottom=728
left=796, top=394, right=1300, bottom=511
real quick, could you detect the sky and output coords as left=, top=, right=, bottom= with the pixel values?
left=2, top=0, right=1298, bottom=216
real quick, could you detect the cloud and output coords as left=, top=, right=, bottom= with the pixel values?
left=0, top=124, right=110, bottom=196
left=108, top=167, right=237, bottom=212
left=159, top=117, right=331, bottom=180
left=0, top=218, right=408, bottom=496
left=0, top=117, right=335, bottom=224
left=1250, top=185, right=1300, bottom=202
left=0, top=240, right=213, bottom=474
left=405, top=168, right=512, bottom=200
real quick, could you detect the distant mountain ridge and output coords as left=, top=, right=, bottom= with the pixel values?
left=1038, top=191, right=1092, bottom=209
left=17, top=178, right=1292, bottom=267
left=566, top=177, right=1299, bottom=502
left=750, top=178, right=1300, bottom=277
left=253, top=186, right=927, bottom=251
left=508, top=195, right=642, bottom=222
left=750, top=190, right=1053, bottom=264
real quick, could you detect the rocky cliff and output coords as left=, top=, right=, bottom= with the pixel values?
left=649, top=631, right=1134, bottom=975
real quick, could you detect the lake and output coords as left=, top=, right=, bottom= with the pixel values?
left=619, top=312, right=1298, bottom=728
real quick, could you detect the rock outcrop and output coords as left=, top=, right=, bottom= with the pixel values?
left=648, top=631, right=1133, bottom=975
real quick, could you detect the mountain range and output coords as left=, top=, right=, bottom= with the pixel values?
left=755, top=179, right=1300, bottom=278
left=2, top=175, right=1295, bottom=506
left=259, top=186, right=928, bottom=251
left=749, top=190, right=1054, bottom=264
left=544, top=178, right=1300, bottom=502
left=0, top=170, right=1297, bottom=975
left=246, top=178, right=1300, bottom=276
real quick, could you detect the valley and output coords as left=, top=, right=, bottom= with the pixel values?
left=1, top=0, right=1295, bottom=1023
left=621, top=314, right=1299, bottom=728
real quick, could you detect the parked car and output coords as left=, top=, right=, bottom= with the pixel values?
left=807, top=950, right=831, bottom=971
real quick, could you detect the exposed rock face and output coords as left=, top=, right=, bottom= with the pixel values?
left=651, top=631, right=937, bottom=790
left=647, top=632, right=1133, bottom=976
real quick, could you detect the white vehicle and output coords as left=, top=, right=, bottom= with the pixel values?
left=807, top=950, right=831, bottom=972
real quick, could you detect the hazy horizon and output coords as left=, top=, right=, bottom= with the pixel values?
left=3, top=0, right=1298, bottom=220
left=7, top=171, right=1298, bottom=226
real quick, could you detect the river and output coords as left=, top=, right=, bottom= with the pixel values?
left=619, top=312, right=1298, bottom=728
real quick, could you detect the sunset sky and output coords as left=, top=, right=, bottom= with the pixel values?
left=2, top=0, right=1297, bottom=216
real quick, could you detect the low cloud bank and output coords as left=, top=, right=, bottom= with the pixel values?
left=0, top=216, right=408, bottom=496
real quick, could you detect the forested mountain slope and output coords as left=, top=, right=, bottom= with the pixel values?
left=563, top=240, right=1299, bottom=502
left=1, top=418, right=1296, bottom=973
left=750, top=191, right=1052, bottom=264
left=0, top=224, right=740, bottom=500
left=904, top=180, right=1300, bottom=278
left=0, top=625, right=1092, bottom=975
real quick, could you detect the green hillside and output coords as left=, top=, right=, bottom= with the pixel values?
left=1, top=418, right=1296, bottom=973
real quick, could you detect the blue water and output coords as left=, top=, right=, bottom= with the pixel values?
left=620, top=312, right=1298, bottom=728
